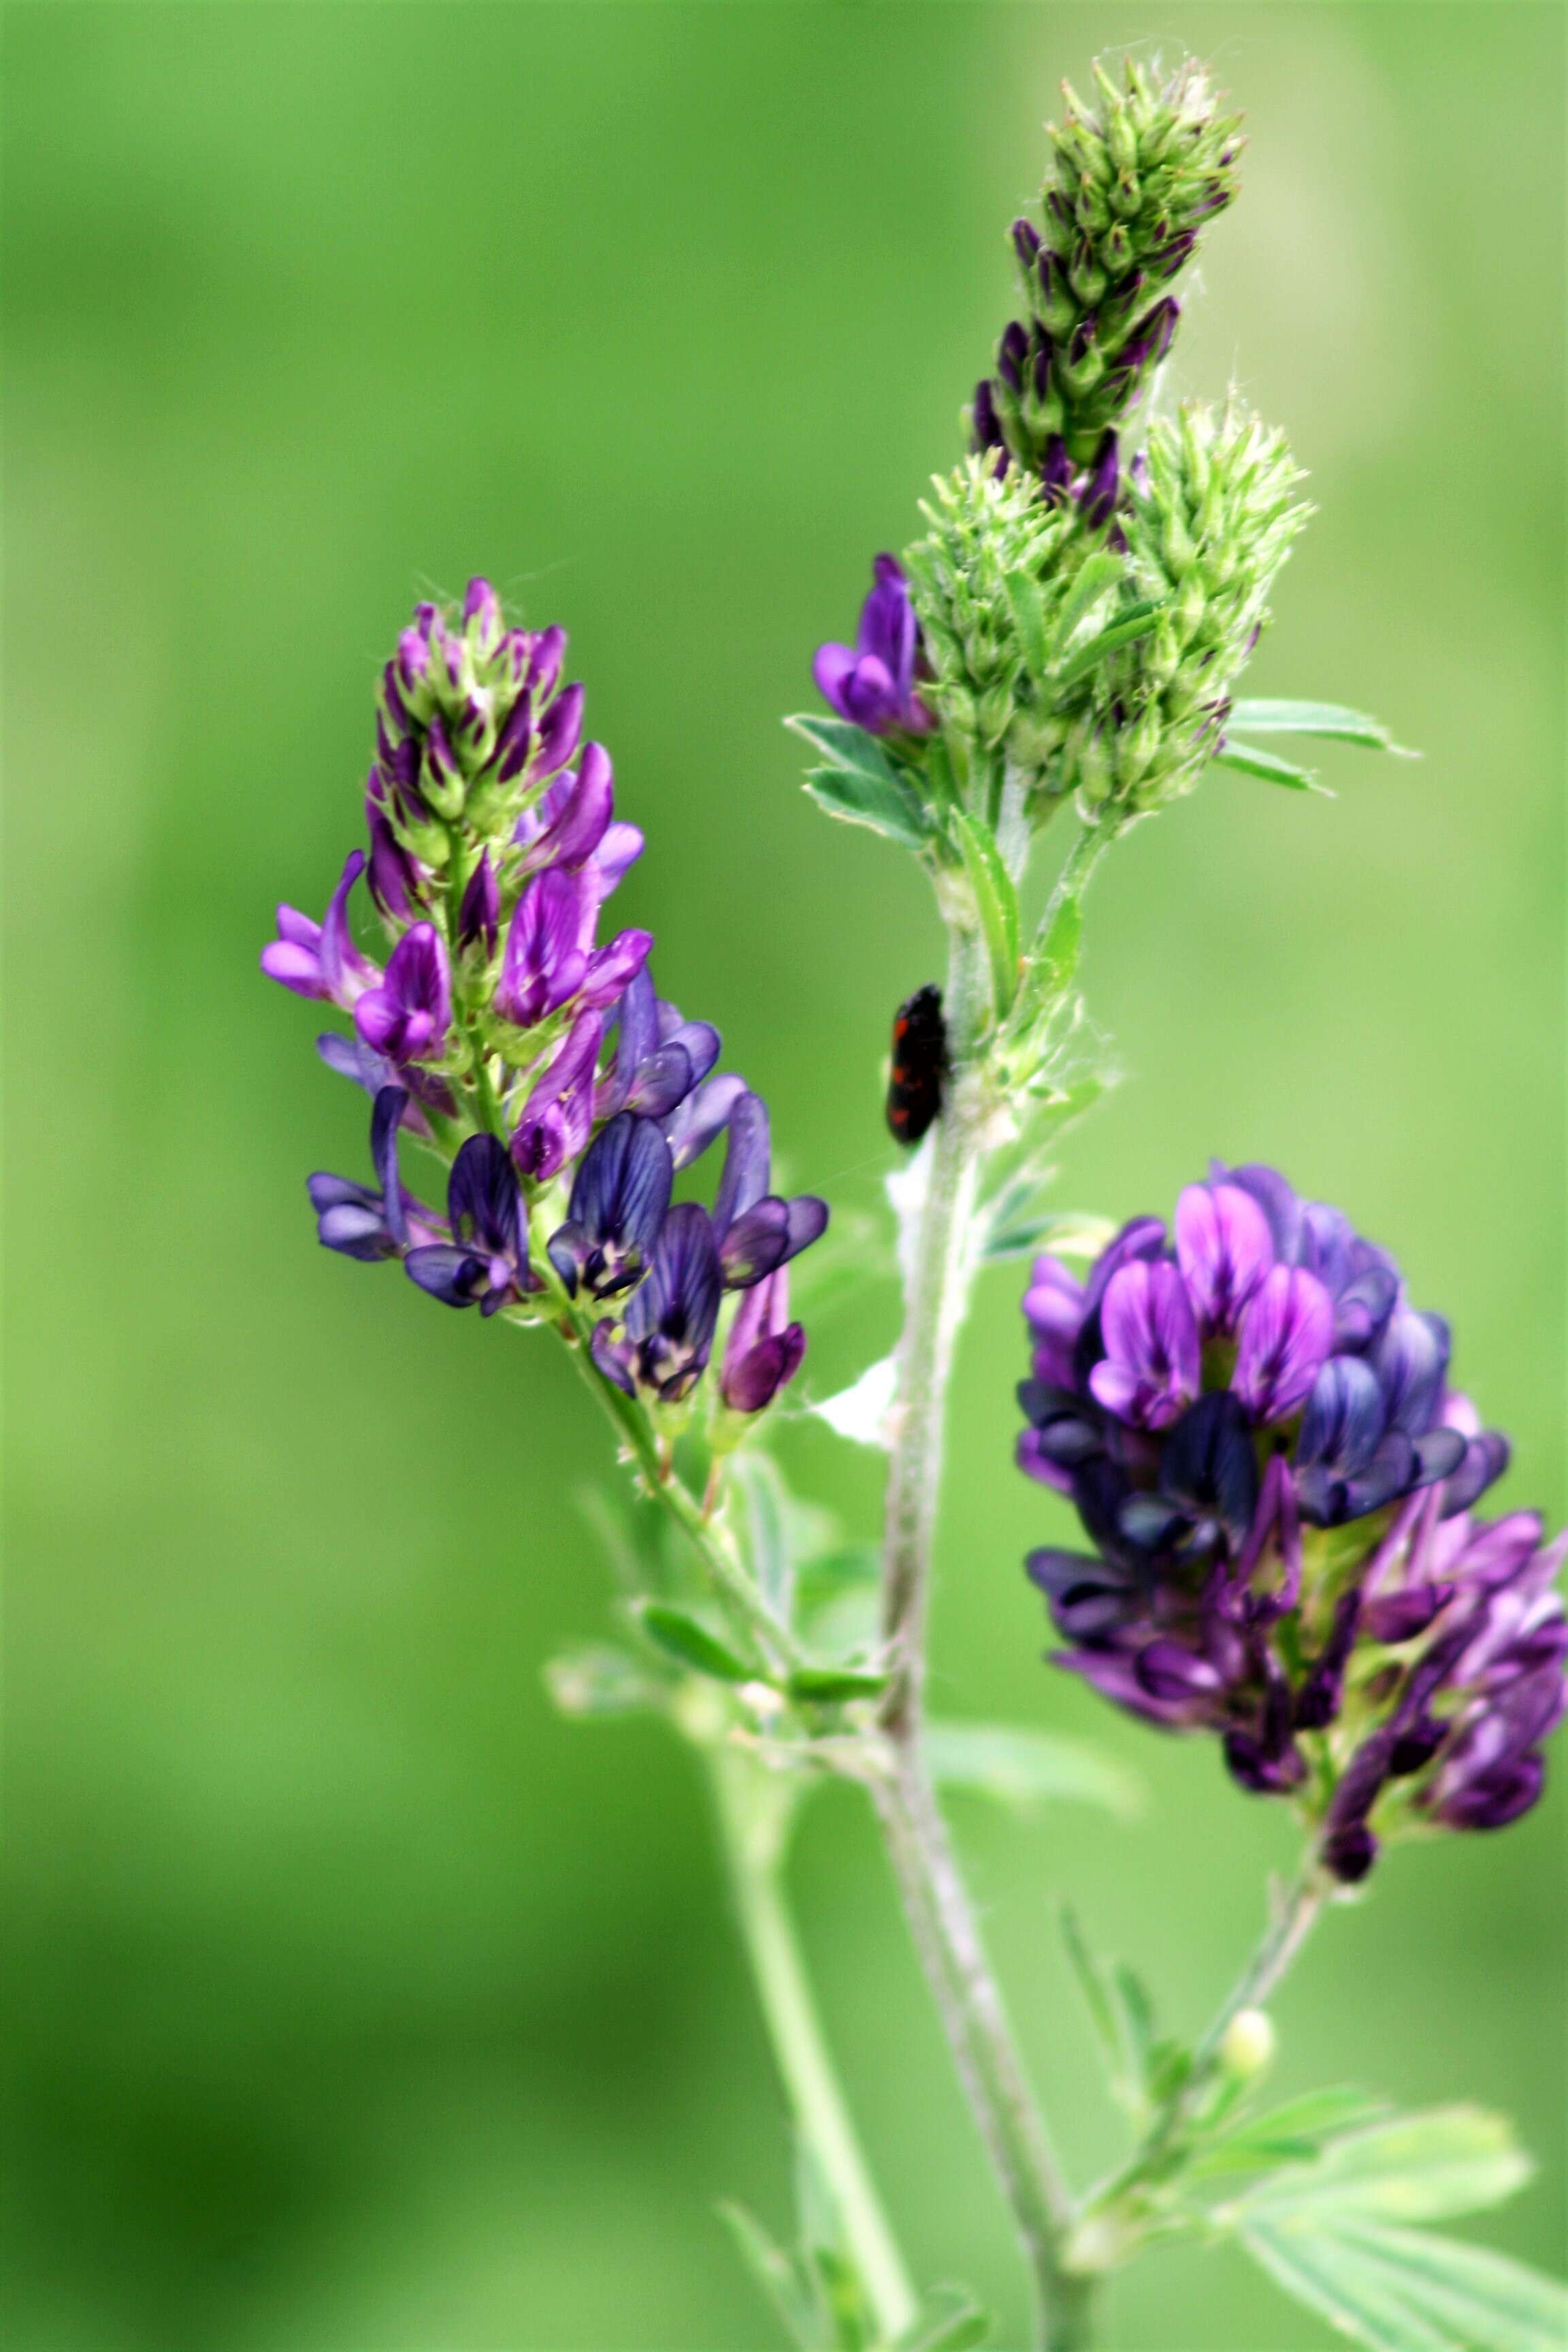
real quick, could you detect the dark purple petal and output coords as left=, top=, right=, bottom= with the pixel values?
left=457, top=853, right=500, bottom=956
left=405, top=1244, right=487, bottom=1307
left=511, top=1009, right=604, bottom=1183
left=713, top=1091, right=771, bottom=1237
left=1373, top=1307, right=1451, bottom=1435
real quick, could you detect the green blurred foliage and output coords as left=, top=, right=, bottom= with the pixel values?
left=3, top=7, right=1561, bottom=2347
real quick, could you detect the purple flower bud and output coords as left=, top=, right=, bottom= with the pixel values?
left=1079, top=429, right=1120, bottom=530
left=365, top=785, right=423, bottom=924
left=463, top=575, right=501, bottom=649
left=1294, top=1589, right=1362, bottom=1730
left=525, top=625, right=566, bottom=703
left=524, top=742, right=615, bottom=875
left=813, top=553, right=936, bottom=738
left=1010, top=216, right=1042, bottom=268
left=457, top=853, right=500, bottom=957
left=721, top=1269, right=806, bottom=1414
left=353, top=924, right=451, bottom=1064
left=532, top=681, right=585, bottom=783
left=998, top=319, right=1029, bottom=393
left=493, top=690, right=536, bottom=783
left=511, top=1009, right=603, bottom=1183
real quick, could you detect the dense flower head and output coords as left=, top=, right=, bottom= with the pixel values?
left=973, top=57, right=1243, bottom=473
left=1018, top=1164, right=1565, bottom=1878
left=1058, top=400, right=1310, bottom=817
left=266, top=580, right=828, bottom=1428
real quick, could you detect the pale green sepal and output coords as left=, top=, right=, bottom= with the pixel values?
left=1230, top=697, right=1416, bottom=755
left=949, top=809, right=1021, bottom=1019
left=926, top=1720, right=1142, bottom=1818
left=787, top=711, right=911, bottom=783
left=981, top=1205, right=1117, bottom=1263
left=1052, top=549, right=1128, bottom=656
left=1055, top=598, right=1164, bottom=689
left=1215, top=738, right=1335, bottom=795
left=1002, top=567, right=1051, bottom=676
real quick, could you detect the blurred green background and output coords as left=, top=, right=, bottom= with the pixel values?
left=5, top=5, right=1563, bottom=2347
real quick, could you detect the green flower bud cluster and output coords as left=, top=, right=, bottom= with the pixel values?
left=979, top=58, right=1245, bottom=469
left=1062, top=401, right=1311, bottom=819
left=902, top=457, right=1132, bottom=809
left=903, top=459, right=1067, bottom=755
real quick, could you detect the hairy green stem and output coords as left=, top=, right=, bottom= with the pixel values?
left=872, top=902, right=1096, bottom=2351
left=709, top=1745, right=920, bottom=2345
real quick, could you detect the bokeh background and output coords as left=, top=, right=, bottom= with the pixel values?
left=5, top=5, right=1563, bottom=2347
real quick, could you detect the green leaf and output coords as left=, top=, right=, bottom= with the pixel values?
left=1238, top=2218, right=1568, bottom=2352
left=1192, top=2087, right=1390, bottom=2178
left=1215, top=738, right=1334, bottom=794
left=926, top=1722, right=1141, bottom=1819
left=717, top=2200, right=819, bottom=2349
left=542, top=1643, right=667, bottom=1720
left=1231, top=2106, right=1533, bottom=2226
left=804, top=764, right=932, bottom=851
left=787, top=711, right=909, bottom=784
left=1229, top=697, right=1415, bottom=755
left=1002, top=568, right=1051, bottom=676
left=1052, top=549, right=1128, bottom=655
left=1055, top=598, right=1164, bottom=688
left=636, top=1602, right=758, bottom=1684
left=786, top=1665, right=890, bottom=1705
left=950, top=809, right=1022, bottom=1019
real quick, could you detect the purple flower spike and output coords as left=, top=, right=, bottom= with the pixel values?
left=1175, top=1181, right=1273, bottom=1334
left=1090, top=1260, right=1198, bottom=1430
left=546, top=1111, right=673, bottom=1301
left=1018, top=1157, right=1565, bottom=1876
left=406, top=1134, right=536, bottom=1313
left=262, top=851, right=379, bottom=1009
left=353, top=923, right=451, bottom=1064
left=511, top=1008, right=603, bottom=1183
left=813, top=555, right=936, bottom=738
left=1234, top=1264, right=1334, bottom=1423
left=721, top=1269, right=806, bottom=1414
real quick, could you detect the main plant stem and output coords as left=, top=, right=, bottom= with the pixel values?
left=709, top=1746, right=920, bottom=2345
left=873, top=906, right=1094, bottom=2352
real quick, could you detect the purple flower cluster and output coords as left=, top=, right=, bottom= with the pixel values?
left=813, top=555, right=935, bottom=738
left=1018, top=1164, right=1565, bottom=1878
left=265, top=581, right=828, bottom=1421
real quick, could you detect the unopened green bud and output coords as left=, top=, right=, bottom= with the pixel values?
left=1219, top=2008, right=1276, bottom=2080
left=978, top=681, right=1015, bottom=745
left=1069, top=242, right=1109, bottom=307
